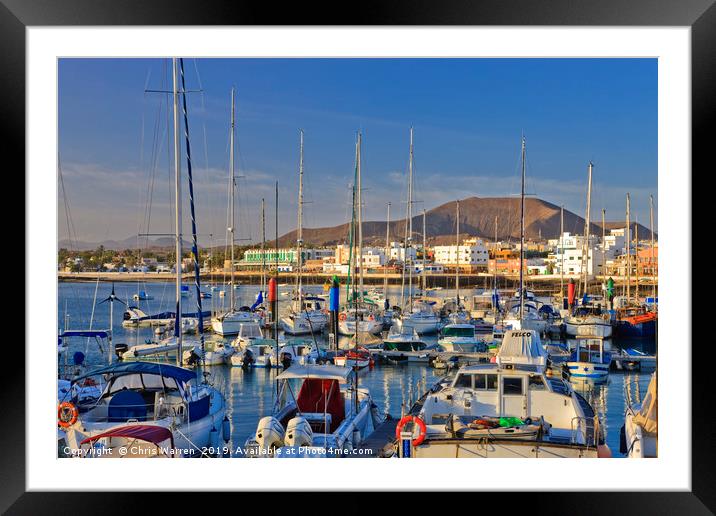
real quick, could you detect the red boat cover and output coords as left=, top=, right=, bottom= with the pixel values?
left=80, top=424, right=174, bottom=447
left=296, top=379, right=345, bottom=432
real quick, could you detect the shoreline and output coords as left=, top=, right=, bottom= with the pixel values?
left=57, top=271, right=658, bottom=292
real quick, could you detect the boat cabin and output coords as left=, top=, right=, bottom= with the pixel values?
left=68, top=362, right=209, bottom=426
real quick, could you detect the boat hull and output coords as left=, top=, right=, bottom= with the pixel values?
left=564, top=319, right=612, bottom=338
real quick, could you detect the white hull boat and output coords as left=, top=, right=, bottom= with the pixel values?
left=211, top=310, right=262, bottom=336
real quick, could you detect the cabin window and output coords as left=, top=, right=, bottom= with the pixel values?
left=528, top=375, right=546, bottom=390
left=486, top=374, right=497, bottom=390
left=503, top=377, right=523, bottom=395
left=454, top=374, right=472, bottom=388
left=474, top=375, right=486, bottom=389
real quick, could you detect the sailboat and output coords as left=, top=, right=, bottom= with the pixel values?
left=399, top=127, right=440, bottom=335
left=280, top=130, right=328, bottom=335
left=60, top=59, right=228, bottom=456
left=564, top=162, right=612, bottom=338
left=211, top=87, right=262, bottom=336
left=503, top=136, right=548, bottom=334
left=338, top=133, right=383, bottom=336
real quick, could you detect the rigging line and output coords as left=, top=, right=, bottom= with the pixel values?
left=179, top=58, right=205, bottom=349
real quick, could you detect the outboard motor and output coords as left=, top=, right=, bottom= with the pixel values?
left=114, top=343, right=128, bottom=359
left=255, top=416, right=285, bottom=453
left=284, top=417, right=313, bottom=447
left=241, top=349, right=254, bottom=370
left=185, top=349, right=202, bottom=366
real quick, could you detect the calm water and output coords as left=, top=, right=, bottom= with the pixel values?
left=58, top=280, right=655, bottom=457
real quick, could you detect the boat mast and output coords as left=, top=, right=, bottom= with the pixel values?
left=407, top=126, right=414, bottom=306
left=560, top=205, right=564, bottom=299
left=650, top=194, right=656, bottom=308
left=455, top=200, right=460, bottom=309
left=601, top=208, right=606, bottom=286
left=357, top=132, right=364, bottom=302
left=261, top=198, right=266, bottom=295
left=626, top=193, right=631, bottom=300
left=229, top=87, right=236, bottom=313
left=296, top=129, right=304, bottom=309
left=172, top=57, right=183, bottom=365
left=493, top=214, right=498, bottom=301
left=635, top=216, right=639, bottom=299
left=580, top=161, right=593, bottom=299
left=384, top=202, right=390, bottom=296
left=422, top=208, right=427, bottom=293
left=519, top=135, right=526, bottom=322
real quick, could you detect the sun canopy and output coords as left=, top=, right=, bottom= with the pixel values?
left=496, top=330, right=547, bottom=367
left=72, top=361, right=196, bottom=385
left=59, top=330, right=110, bottom=339
left=277, top=364, right=351, bottom=382
left=80, top=424, right=174, bottom=447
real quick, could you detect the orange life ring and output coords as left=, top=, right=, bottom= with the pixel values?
left=58, top=401, right=78, bottom=428
left=395, top=415, right=427, bottom=447
left=339, top=313, right=347, bottom=321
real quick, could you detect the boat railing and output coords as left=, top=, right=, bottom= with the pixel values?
left=570, top=416, right=596, bottom=447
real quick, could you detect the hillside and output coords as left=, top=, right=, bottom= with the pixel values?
left=273, top=196, right=655, bottom=247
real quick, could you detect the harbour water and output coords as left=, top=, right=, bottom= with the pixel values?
left=58, top=280, right=656, bottom=458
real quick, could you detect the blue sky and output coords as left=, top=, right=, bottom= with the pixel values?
left=58, top=58, right=657, bottom=245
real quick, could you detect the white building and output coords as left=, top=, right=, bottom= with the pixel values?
left=551, top=230, right=625, bottom=276
left=433, top=238, right=489, bottom=266
left=387, top=241, right=417, bottom=263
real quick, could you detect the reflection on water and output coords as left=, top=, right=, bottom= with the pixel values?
left=59, top=281, right=656, bottom=458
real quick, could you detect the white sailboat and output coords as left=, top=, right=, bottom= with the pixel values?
left=60, top=59, right=228, bottom=456
left=400, top=127, right=440, bottom=335
left=281, top=130, right=328, bottom=335
left=338, top=133, right=383, bottom=336
left=564, top=162, right=612, bottom=338
left=503, top=136, right=548, bottom=334
left=212, top=88, right=262, bottom=336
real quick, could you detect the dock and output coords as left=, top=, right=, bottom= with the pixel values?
left=357, top=417, right=398, bottom=458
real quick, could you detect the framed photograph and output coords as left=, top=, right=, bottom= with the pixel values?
left=7, top=0, right=710, bottom=512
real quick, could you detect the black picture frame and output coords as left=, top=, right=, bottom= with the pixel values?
left=4, top=0, right=709, bottom=513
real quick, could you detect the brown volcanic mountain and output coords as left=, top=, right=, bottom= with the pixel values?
left=273, top=197, right=655, bottom=247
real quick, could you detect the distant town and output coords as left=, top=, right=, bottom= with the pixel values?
left=58, top=225, right=657, bottom=286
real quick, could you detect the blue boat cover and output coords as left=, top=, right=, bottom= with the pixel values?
left=73, top=361, right=196, bottom=384
left=59, top=330, right=110, bottom=339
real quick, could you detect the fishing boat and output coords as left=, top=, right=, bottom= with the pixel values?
left=59, top=361, right=228, bottom=456
left=333, top=347, right=372, bottom=369
left=244, top=364, right=380, bottom=457
left=613, top=302, right=657, bottom=338
left=438, top=323, right=488, bottom=353
left=564, top=306, right=613, bottom=338
left=621, top=373, right=657, bottom=458
left=395, top=362, right=605, bottom=458
left=566, top=336, right=611, bottom=381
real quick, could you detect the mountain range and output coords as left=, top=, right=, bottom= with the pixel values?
left=59, top=197, right=655, bottom=251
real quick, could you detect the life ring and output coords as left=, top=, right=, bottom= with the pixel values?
left=395, top=415, right=427, bottom=447
left=57, top=402, right=78, bottom=428
left=368, top=314, right=374, bottom=321
left=339, top=313, right=347, bottom=321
